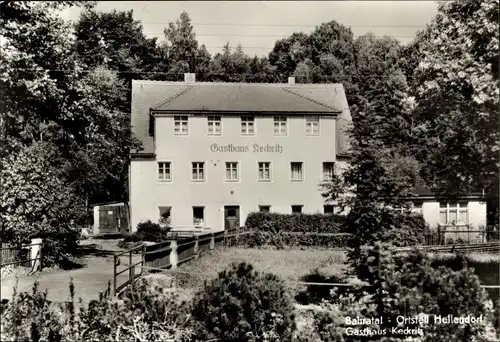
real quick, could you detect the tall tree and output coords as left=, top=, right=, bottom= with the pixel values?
left=268, top=32, right=311, bottom=80
left=410, top=0, right=499, bottom=222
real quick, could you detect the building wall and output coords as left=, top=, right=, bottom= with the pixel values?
left=130, top=115, right=339, bottom=231
left=421, top=199, right=487, bottom=230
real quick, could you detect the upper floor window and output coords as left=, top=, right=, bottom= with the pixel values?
left=291, top=162, right=304, bottom=181
left=274, top=116, right=287, bottom=136
left=306, top=116, right=320, bottom=135
left=192, top=162, right=205, bottom=182
left=322, top=162, right=335, bottom=181
left=439, top=202, right=468, bottom=224
left=226, top=162, right=239, bottom=182
left=158, top=162, right=171, bottom=181
left=241, top=116, right=255, bottom=135
left=258, top=162, right=271, bottom=181
left=174, top=116, right=188, bottom=135
left=208, top=116, right=222, bottom=135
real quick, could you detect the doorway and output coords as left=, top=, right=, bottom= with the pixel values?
left=224, top=206, right=240, bottom=231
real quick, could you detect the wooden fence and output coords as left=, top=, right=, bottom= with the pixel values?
left=112, top=229, right=248, bottom=296
left=0, top=239, right=43, bottom=273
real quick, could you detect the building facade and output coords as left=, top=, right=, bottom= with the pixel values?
left=129, top=75, right=352, bottom=232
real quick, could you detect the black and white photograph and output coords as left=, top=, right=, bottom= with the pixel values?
left=0, top=0, right=499, bottom=341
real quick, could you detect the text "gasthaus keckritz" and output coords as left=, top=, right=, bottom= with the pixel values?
left=210, top=143, right=283, bottom=153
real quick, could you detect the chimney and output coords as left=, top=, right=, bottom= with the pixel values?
left=184, top=73, right=196, bottom=83
left=288, top=77, right=295, bottom=85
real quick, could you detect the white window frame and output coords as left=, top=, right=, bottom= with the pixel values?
left=174, top=116, right=188, bottom=135
left=158, top=161, right=172, bottom=182
left=258, top=162, right=272, bottom=182
left=291, top=162, right=304, bottom=181
left=191, top=162, right=205, bottom=182
left=159, top=206, right=172, bottom=226
left=207, top=116, right=222, bottom=135
left=241, top=116, right=255, bottom=136
left=274, top=116, right=287, bottom=136
left=439, top=202, right=468, bottom=225
left=322, top=162, right=335, bottom=181
left=225, top=162, right=239, bottom=182
left=192, top=206, right=205, bottom=226
left=306, top=116, right=320, bottom=135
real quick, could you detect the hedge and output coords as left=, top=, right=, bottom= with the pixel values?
left=244, top=212, right=346, bottom=234
left=238, top=231, right=353, bottom=249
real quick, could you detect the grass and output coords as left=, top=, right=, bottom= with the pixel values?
left=167, top=247, right=346, bottom=299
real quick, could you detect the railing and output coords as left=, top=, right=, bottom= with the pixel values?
left=0, top=239, right=43, bottom=274
left=425, top=225, right=499, bottom=245
left=112, top=244, right=145, bottom=296
left=392, top=242, right=500, bottom=254
left=112, top=229, right=251, bottom=296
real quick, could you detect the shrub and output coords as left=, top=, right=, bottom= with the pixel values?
left=0, top=278, right=193, bottom=342
left=123, top=220, right=170, bottom=243
left=352, top=243, right=495, bottom=341
left=244, top=212, right=346, bottom=234
left=240, top=230, right=353, bottom=249
left=295, top=269, right=349, bottom=305
left=191, top=262, right=296, bottom=342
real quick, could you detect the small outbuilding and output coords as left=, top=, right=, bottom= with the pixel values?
left=92, top=201, right=130, bottom=235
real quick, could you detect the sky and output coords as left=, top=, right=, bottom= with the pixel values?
left=60, top=1, right=440, bottom=57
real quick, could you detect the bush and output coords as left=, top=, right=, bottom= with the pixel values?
left=191, top=262, right=296, bottom=342
left=351, top=243, right=496, bottom=341
left=295, top=269, right=349, bottom=305
left=240, top=231, right=353, bottom=249
left=0, top=278, right=193, bottom=342
left=123, top=220, right=170, bottom=243
left=244, top=212, right=346, bottom=234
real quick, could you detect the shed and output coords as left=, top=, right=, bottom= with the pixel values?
left=92, top=202, right=130, bottom=235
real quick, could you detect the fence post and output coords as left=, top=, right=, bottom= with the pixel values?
left=194, top=236, right=199, bottom=258
left=210, top=233, right=215, bottom=250
left=224, top=230, right=228, bottom=247
left=141, top=245, right=146, bottom=275
left=113, top=255, right=117, bottom=296
left=170, top=240, right=178, bottom=269
left=30, top=238, right=42, bottom=271
left=129, top=251, right=135, bottom=293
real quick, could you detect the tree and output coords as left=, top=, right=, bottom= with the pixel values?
left=208, top=43, right=251, bottom=82
left=411, top=0, right=499, bottom=222
left=268, top=32, right=311, bottom=80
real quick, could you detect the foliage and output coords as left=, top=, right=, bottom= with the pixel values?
left=0, top=279, right=193, bottom=342
left=0, top=142, right=83, bottom=266
left=410, top=0, right=499, bottom=221
left=245, top=212, right=346, bottom=234
left=191, top=262, right=296, bottom=342
left=123, top=220, right=171, bottom=243
left=241, top=230, right=353, bottom=249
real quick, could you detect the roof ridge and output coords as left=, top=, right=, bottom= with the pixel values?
left=132, top=79, right=344, bottom=88
left=281, top=87, right=337, bottom=111
left=151, top=85, right=194, bottom=110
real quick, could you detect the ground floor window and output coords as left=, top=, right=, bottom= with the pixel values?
left=291, top=205, right=303, bottom=214
left=323, top=205, right=335, bottom=215
left=193, top=206, right=205, bottom=226
left=159, top=206, right=171, bottom=226
left=259, top=205, right=271, bottom=212
left=439, top=202, right=468, bottom=224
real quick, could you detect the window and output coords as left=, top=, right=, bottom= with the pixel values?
left=208, top=116, right=222, bottom=135
left=159, top=206, right=171, bottom=226
left=439, top=202, right=468, bottom=224
left=274, top=116, right=287, bottom=136
left=158, top=162, right=171, bottom=181
left=193, top=206, right=205, bottom=226
left=226, top=162, right=239, bottom=181
left=306, top=116, right=320, bottom=135
left=174, top=116, right=188, bottom=135
left=291, top=162, right=303, bottom=181
left=322, top=162, right=335, bottom=181
left=241, top=116, right=255, bottom=135
left=192, top=162, right=205, bottom=181
left=259, top=205, right=271, bottom=212
left=412, top=202, right=423, bottom=215
left=258, top=162, right=271, bottom=181
left=324, top=205, right=335, bottom=215
left=291, top=205, right=303, bottom=214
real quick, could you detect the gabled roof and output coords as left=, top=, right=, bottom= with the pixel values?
left=131, top=80, right=352, bottom=155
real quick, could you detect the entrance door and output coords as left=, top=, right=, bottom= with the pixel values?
left=224, top=206, right=240, bottom=231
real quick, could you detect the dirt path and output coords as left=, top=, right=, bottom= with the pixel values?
left=1, top=239, right=142, bottom=303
